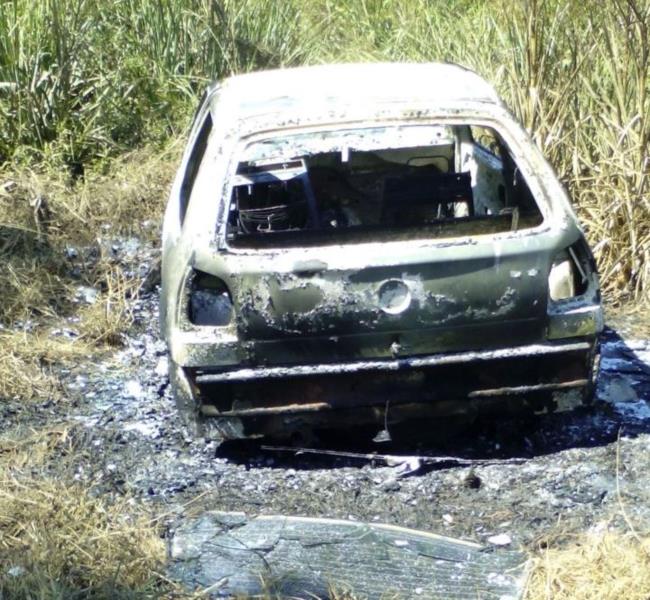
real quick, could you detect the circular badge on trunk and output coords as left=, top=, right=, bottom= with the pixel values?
left=378, top=279, right=411, bottom=314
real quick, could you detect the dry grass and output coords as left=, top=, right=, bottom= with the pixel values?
left=0, top=144, right=177, bottom=402
left=0, top=477, right=166, bottom=598
left=0, top=424, right=168, bottom=599
left=525, top=531, right=650, bottom=599
left=1, top=143, right=178, bottom=248
left=0, top=146, right=178, bottom=593
left=0, top=330, right=89, bottom=402
left=525, top=432, right=650, bottom=598
left=76, top=261, right=142, bottom=346
left=1, top=427, right=648, bottom=599
left=0, top=424, right=78, bottom=470
left=1, top=428, right=649, bottom=599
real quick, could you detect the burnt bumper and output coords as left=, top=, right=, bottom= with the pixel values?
left=191, top=339, right=599, bottom=422
left=194, top=340, right=593, bottom=384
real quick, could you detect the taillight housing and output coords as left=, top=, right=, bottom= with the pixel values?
left=548, top=245, right=589, bottom=302
left=188, top=270, right=233, bottom=326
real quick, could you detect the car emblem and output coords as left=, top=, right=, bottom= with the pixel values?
left=378, top=279, right=412, bottom=315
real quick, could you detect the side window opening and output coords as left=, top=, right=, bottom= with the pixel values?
left=470, top=125, right=502, bottom=157
left=180, top=112, right=212, bottom=226
left=226, top=124, right=543, bottom=248
left=463, top=125, right=539, bottom=221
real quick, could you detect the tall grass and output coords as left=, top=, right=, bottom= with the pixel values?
left=0, top=0, right=314, bottom=166
left=0, top=0, right=648, bottom=299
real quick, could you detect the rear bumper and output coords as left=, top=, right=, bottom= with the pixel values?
left=170, top=303, right=603, bottom=371
left=190, top=338, right=599, bottom=422
left=195, top=340, right=593, bottom=384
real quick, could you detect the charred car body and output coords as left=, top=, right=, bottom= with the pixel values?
left=161, top=63, right=603, bottom=440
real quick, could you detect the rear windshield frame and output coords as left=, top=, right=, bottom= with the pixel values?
left=219, top=117, right=551, bottom=251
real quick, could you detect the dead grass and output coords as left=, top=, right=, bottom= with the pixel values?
left=525, top=531, right=650, bottom=599
left=0, top=424, right=78, bottom=470
left=0, top=143, right=178, bottom=402
left=0, top=424, right=366, bottom=599
left=2, top=143, right=179, bottom=244
left=0, top=422, right=168, bottom=599
left=77, top=262, right=141, bottom=346
left=0, top=330, right=90, bottom=402
left=0, top=477, right=167, bottom=598
left=0, top=147, right=179, bottom=592
left=0, top=144, right=179, bottom=593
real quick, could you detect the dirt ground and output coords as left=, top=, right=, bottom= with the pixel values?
left=3, top=236, right=650, bottom=559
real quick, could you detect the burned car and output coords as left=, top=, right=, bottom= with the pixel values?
left=161, top=63, right=603, bottom=440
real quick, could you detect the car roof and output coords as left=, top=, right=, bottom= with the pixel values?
left=211, top=63, right=501, bottom=118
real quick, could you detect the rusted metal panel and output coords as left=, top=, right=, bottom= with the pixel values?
left=201, top=402, right=330, bottom=417
left=468, top=378, right=589, bottom=397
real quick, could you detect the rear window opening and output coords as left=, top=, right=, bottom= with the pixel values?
left=226, top=124, right=543, bottom=248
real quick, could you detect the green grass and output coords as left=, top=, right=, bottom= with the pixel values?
left=0, top=0, right=316, bottom=166
left=1, top=0, right=647, bottom=300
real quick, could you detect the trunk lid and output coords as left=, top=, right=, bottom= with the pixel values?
left=220, top=235, right=554, bottom=365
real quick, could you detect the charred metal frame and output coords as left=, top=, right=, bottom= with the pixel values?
left=194, top=340, right=591, bottom=383
left=161, top=64, right=604, bottom=439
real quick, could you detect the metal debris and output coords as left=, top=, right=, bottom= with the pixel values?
left=487, top=533, right=513, bottom=546
left=261, top=445, right=528, bottom=475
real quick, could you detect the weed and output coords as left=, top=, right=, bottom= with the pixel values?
left=0, top=146, right=176, bottom=401
left=0, top=478, right=166, bottom=598
left=78, top=263, right=139, bottom=346
left=0, top=330, right=88, bottom=401
left=524, top=531, right=650, bottom=600
left=0, top=421, right=167, bottom=599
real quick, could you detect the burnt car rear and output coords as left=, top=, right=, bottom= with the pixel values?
left=161, top=64, right=602, bottom=440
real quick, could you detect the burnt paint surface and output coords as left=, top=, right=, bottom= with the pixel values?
left=213, top=246, right=552, bottom=366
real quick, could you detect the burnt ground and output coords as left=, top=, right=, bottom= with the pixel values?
left=3, top=236, right=650, bottom=557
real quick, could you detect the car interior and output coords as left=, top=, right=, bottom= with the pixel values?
left=226, top=124, right=544, bottom=247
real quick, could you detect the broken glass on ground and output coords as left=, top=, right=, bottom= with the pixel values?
left=169, top=512, right=528, bottom=599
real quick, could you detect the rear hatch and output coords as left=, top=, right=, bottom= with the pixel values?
left=222, top=236, right=554, bottom=366
left=218, top=121, right=555, bottom=366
